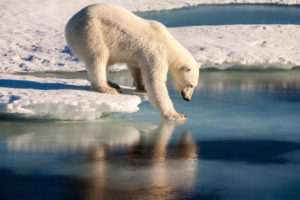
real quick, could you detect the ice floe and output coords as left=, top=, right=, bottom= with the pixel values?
left=0, top=74, right=141, bottom=120
left=170, top=25, right=300, bottom=70
left=0, top=0, right=299, bottom=73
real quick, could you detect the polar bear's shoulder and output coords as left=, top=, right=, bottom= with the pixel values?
left=145, top=20, right=170, bottom=41
left=86, top=4, right=128, bottom=13
left=147, top=20, right=167, bottom=32
left=86, top=4, right=140, bottom=21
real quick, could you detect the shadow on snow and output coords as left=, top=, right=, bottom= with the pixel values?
left=0, top=79, right=89, bottom=91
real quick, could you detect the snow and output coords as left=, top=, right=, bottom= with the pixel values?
left=100, top=0, right=300, bottom=11
left=0, top=0, right=300, bottom=73
left=170, top=25, right=300, bottom=70
left=0, top=74, right=141, bottom=120
left=0, top=0, right=299, bottom=119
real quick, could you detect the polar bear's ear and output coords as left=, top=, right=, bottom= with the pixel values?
left=181, top=66, right=191, bottom=72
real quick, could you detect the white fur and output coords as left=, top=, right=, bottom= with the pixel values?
left=65, top=4, right=199, bottom=120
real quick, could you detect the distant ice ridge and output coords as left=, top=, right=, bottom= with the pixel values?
left=0, top=74, right=141, bottom=120
left=1, top=0, right=300, bottom=73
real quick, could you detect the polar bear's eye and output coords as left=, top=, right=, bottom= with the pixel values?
left=181, top=66, right=191, bottom=72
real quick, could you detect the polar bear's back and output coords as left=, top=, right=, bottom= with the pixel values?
left=86, top=4, right=147, bottom=30
left=66, top=4, right=150, bottom=41
left=65, top=4, right=172, bottom=64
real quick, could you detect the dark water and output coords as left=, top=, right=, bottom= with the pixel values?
left=136, top=4, right=300, bottom=27
left=1, top=71, right=300, bottom=199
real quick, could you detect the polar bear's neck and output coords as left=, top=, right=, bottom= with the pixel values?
left=166, top=36, right=193, bottom=71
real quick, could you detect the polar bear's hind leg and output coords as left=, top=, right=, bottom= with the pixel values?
left=129, top=66, right=146, bottom=92
left=86, top=56, right=119, bottom=94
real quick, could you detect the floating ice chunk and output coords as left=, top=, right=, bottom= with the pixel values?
left=0, top=74, right=142, bottom=120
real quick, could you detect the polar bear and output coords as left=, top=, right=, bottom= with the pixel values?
left=65, top=4, right=199, bottom=120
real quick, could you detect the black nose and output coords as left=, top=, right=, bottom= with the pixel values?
left=181, top=91, right=190, bottom=101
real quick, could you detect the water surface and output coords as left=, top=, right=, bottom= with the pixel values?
left=1, top=70, right=300, bottom=199
left=136, top=4, right=300, bottom=27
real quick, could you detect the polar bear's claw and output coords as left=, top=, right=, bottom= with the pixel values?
left=103, top=87, right=119, bottom=94
left=108, top=81, right=121, bottom=90
left=106, top=87, right=119, bottom=94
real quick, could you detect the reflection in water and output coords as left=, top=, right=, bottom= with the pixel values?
left=72, top=122, right=198, bottom=200
left=15, top=70, right=300, bottom=94
left=2, top=120, right=198, bottom=200
left=2, top=70, right=300, bottom=199
left=190, top=71, right=300, bottom=105
left=5, top=120, right=140, bottom=152
left=196, top=71, right=300, bottom=93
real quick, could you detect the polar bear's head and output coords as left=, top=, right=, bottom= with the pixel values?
left=171, top=59, right=199, bottom=101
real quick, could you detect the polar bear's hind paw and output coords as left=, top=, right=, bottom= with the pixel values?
left=108, top=81, right=121, bottom=90
left=136, top=85, right=146, bottom=93
left=92, top=86, right=119, bottom=94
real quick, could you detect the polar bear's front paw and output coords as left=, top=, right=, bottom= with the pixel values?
left=163, top=111, right=187, bottom=121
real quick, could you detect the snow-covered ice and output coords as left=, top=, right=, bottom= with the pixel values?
left=102, top=0, right=300, bottom=11
left=0, top=74, right=141, bottom=120
left=1, top=0, right=300, bottom=73
left=170, top=25, right=300, bottom=70
left=0, top=0, right=298, bottom=120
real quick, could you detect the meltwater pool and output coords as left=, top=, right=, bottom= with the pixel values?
left=136, top=4, right=300, bottom=27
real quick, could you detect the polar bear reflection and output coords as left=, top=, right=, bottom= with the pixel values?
left=70, top=122, right=198, bottom=200
left=5, top=120, right=198, bottom=199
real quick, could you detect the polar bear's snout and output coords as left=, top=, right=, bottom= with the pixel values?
left=181, top=85, right=194, bottom=101
left=181, top=91, right=190, bottom=101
